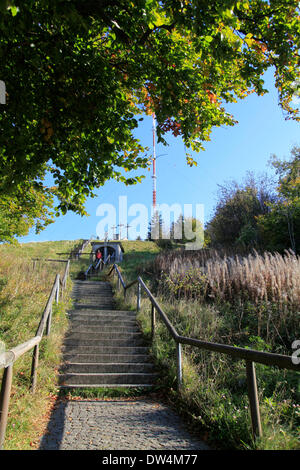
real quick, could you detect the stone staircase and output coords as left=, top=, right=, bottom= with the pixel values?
left=59, top=280, right=157, bottom=389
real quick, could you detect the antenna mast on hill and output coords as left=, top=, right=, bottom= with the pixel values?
left=152, top=113, right=157, bottom=211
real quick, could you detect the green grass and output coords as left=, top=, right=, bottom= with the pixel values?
left=60, top=386, right=158, bottom=400
left=114, top=240, right=161, bottom=281
left=0, top=239, right=82, bottom=259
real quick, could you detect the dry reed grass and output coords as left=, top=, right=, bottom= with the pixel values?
left=146, top=248, right=300, bottom=346
left=0, top=252, right=69, bottom=348
left=206, top=250, right=300, bottom=308
left=149, top=248, right=300, bottom=309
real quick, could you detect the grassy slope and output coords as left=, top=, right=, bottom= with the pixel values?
left=118, top=240, right=161, bottom=281
left=0, top=239, right=91, bottom=449
left=1, top=239, right=80, bottom=259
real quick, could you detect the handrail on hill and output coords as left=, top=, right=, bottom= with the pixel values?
left=107, top=263, right=300, bottom=441
left=70, top=237, right=93, bottom=260
left=85, top=254, right=111, bottom=279
left=0, top=259, right=70, bottom=450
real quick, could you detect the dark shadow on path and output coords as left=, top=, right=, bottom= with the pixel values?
left=39, top=397, right=68, bottom=450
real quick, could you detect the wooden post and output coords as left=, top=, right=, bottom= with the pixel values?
left=246, top=360, right=262, bottom=440
left=61, top=276, right=65, bottom=300
left=0, top=365, right=13, bottom=449
left=151, top=304, right=156, bottom=339
left=46, top=306, right=52, bottom=336
left=56, top=276, right=60, bottom=304
left=30, top=344, right=39, bottom=394
left=63, top=261, right=69, bottom=290
left=176, top=342, right=183, bottom=390
left=61, top=279, right=64, bottom=301
left=137, top=282, right=141, bottom=311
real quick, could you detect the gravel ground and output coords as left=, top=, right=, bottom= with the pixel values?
left=39, top=398, right=210, bottom=450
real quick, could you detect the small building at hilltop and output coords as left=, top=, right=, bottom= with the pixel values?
left=90, top=241, right=124, bottom=263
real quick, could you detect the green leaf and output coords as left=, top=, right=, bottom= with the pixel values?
left=7, top=4, right=18, bottom=16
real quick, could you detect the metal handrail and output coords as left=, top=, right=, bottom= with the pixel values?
left=108, top=263, right=300, bottom=440
left=70, top=236, right=93, bottom=260
left=85, top=254, right=111, bottom=279
left=0, top=260, right=70, bottom=449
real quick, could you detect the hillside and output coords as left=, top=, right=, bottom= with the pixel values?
left=0, top=239, right=83, bottom=449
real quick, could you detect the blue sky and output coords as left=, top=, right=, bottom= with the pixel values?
left=19, top=68, right=299, bottom=243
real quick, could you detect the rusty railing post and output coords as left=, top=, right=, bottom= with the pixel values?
left=176, top=342, right=183, bottom=391
left=151, top=304, right=156, bottom=339
left=46, top=306, right=52, bottom=336
left=56, top=275, right=60, bottom=304
left=0, top=365, right=13, bottom=449
left=137, top=282, right=141, bottom=311
left=30, top=344, right=39, bottom=394
left=246, top=360, right=262, bottom=440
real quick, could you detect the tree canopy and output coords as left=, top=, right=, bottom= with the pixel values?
left=257, top=146, right=300, bottom=252
left=0, top=0, right=299, bottom=240
left=205, top=171, right=277, bottom=248
left=206, top=147, right=300, bottom=253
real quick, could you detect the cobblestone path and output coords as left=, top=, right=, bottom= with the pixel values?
left=39, top=398, right=209, bottom=450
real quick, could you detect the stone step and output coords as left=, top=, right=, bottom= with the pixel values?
left=61, top=362, right=155, bottom=374
left=64, top=332, right=145, bottom=341
left=68, top=310, right=136, bottom=316
left=75, top=287, right=112, bottom=290
left=69, top=321, right=139, bottom=329
left=73, top=302, right=115, bottom=309
left=73, top=284, right=112, bottom=287
left=63, top=337, right=147, bottom=347
left=73, top=287, right=113, bottom=290
left=72, top=286, right=112, bottom=290
left=68, top=316, right=136, bottom=322
left=73, top=297, right=115, bottom=301
left=60, top=383, right=154, bottom=389
left=62, top=346, right=150, bottom=355
left=72, top=306, right=116, bottom=311
left=69, top=308, right=136, bottom=315
left=73, top=287, right=113, bottom=291
left=59, top=372, right=158, bottom=386
left=72, top=295, right=115, bottom=300
left=69, top=325, right=140, bottom=333
left=73, top=296, right=114, bottom=300
left=73, top=280, right=112, bottom=283
left=74, top=301, right=115, bottom=304
left=62, top=353, right=152, bottom=363
left=74, top=291, right=113, bottom=294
